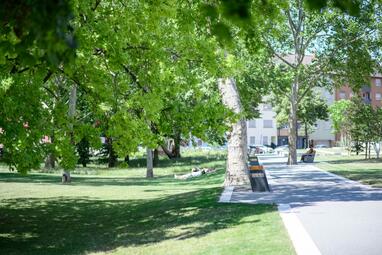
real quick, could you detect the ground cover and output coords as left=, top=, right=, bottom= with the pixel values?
left=0, top=150, right=295, bottom=255
left=315, top=154, right=382, bottom=188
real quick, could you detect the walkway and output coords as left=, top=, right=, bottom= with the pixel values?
left=225, top=156, right=382, bottom=255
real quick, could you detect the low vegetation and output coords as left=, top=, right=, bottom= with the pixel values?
left=316, top=154, right=382, bottom=188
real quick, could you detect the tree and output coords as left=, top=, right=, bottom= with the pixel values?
left=298, top=92, right=329, bottom=148
left=263, top=0, right=380, bottom=164
left=329, top=99, right=354, bottom=147
left=271, top=88, right=328, bottom=149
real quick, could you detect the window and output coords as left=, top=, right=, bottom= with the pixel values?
left=263, top=120, right=273, bottom=128
left=249, top=136, right=256, bottom=145
left=376, top=93, right=381, bottom=101
left=263, top=136, right=268, bottom=145
left=376, top=79, right=381, bottom=87
left=339, top=91, right=346, bottom=99
left=263, top=104, right=272, bottom=111
left=248, top=120, right=256, bottom=128
left=271, top=136, right=276, bottom=144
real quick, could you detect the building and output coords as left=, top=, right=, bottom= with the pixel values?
left=275, top=87, right=336, bottom=148
left=334, top=74, right=382, bottom=144
left=335, top=74, right=382, bottom=107
left=247, top=103, right=278, bottom=146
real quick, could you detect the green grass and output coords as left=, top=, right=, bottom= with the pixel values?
left=315, top=154, right=382, bottom=187
left=0, top=151, right=295, bottom=255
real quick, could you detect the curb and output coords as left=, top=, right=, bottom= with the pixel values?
left=278, top=204, right=321, bottom=255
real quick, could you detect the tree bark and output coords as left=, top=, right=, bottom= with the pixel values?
left=44, top=153, right=56, bottom=170
left=124, top=155, right=130, bottom=163
left=373, top=142, right=380, bottom=159
left=369, top=141, right=371, bottom=159
left=107, top=137, right=117, bottom=167
left=218, top=78, right=249, bottom=186
left=173, top=132, right=181, bottom=158
left=288, top=80, right=299, bottom=165
left=153, top=148, right=159, bottom=167
left=68, top=84, right=77, bottom=145
left=304, top=122, right=309, bottom=148
left=146, top=148, right=154, bottom=178
left=161, top=144, right=174, bottom=159
left=44, top=133, right=55, bottom=170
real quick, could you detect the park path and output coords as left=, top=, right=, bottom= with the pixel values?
left=226, top=156, right=382, bottom=255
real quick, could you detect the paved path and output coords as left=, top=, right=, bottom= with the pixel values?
left=229, top=156, right=382, bottom=255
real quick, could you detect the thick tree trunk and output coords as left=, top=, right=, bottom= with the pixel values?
left=153, top=149, right=159, bottom=167
left=218, top=78, right=249, bottom=186
left=146, top=148, right=154, bottom=178
left=124, top=155, right=130, bottom=164
left=288, top=82, right=299, bottom=165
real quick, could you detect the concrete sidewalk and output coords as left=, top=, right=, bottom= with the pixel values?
left=226, top=156, right=382, bottom=255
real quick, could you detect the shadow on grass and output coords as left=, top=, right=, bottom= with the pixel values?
left=128, top=155, right=226, bottom=169
left=0, top=188, right=274, bottom=255
left=330, top=169, right=382, bottom=186
left=318, top=158, right=382, bottom=165
left=0, top=170, right=225, bottom=187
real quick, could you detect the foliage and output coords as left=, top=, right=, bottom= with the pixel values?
left=328, top=99, right=354, bottom=134
left=76, top=138, right=90, bottom=167
left=271, top=89, right=328, bottom=129
left=330, top=97, right=382, bottom=157
left=262, top=0, right=381, bottom=163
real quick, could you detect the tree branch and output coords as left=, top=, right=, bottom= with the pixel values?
left=262, top=36, right=296, bottom=68
left=91, top=0, right=102, bottom=11
left=121, top=64, right=150, bottom=93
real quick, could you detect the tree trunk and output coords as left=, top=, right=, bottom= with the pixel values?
left=173, top=132, right=181, bottom=158
left=68, top=84, right=77, bottom=145
left=161, top=144, right=174, bottom=159
left=369, top=141, right=371, bottom=159
left=218, top=78, right=249, bottom=186
left=288, top=81, right=299, bottom=165
left=108, top=138, right=117, bottom=167
left=153, top=148, right=159, bottom=167
left=44, top=153, right=56, bottom=170
left=373, top=142, right=381, bottom=159
left=365, top=142, right=368, bottom=159
left=44, top=133, right=55, bottom=170
left=304, top=122, right=309, bottom=148
left=124, top=155, right=130, bottom=164
left=146, top=148, right=154, bottom=178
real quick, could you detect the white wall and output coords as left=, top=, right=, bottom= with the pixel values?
left=309, top=88, right=335, bottom=143
left=247, top=104, right=278, bottom=146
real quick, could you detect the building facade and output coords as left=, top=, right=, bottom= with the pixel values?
left=335, top=74, right=382, bottom=107
left=247, top=103, right=278, bottom=146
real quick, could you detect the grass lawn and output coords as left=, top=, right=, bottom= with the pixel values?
left=0, top=150, right=295, bottom=255
left=315, top=154, right=382, bottom=188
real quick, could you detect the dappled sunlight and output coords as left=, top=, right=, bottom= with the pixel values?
left=0, top=189, right=280, bottom=255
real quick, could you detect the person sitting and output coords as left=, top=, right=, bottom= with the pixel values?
left=301, top=146, right=316, bottom=162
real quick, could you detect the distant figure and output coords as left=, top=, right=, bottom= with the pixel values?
left=301, top=146, right=316, bottom=162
